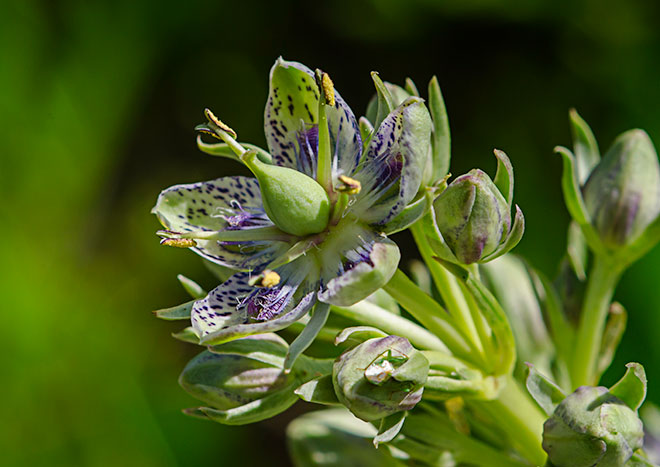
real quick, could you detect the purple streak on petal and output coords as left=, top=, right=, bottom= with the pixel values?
left=294, top=124, right=319, bottom=177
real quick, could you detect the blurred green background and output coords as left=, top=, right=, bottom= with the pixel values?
left=3, top=0, right=660, bottom=465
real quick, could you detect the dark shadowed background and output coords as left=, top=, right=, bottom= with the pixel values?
left=2, top=0, right=660, bottom=465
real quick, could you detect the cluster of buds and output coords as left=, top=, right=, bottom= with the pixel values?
left=152, top=58, right=660, bottom=467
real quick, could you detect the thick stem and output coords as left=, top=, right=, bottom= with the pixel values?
left=470, top=375, right=547, bottom=466
left=410, top=224, right=484, bottom=356
left=331, top=301, right=449, bottom=352
left=403, top=404, right=531, bottom=467
left=570, top=255, right=622, bottom=388
left=384, top=269, right=475, bottom=363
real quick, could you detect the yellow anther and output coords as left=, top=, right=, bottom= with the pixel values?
left=321, top=73, right=335, bottom=107
left=249, top=270, right=281, bottom=288
left=160, top=238, right=197, bottom=248
left=337, top=175, right=361, bottom=195
left=204, top=108, right=237, bottom=138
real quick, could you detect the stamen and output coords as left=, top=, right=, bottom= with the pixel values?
left=249, top=270, right=281, bottom=288
left=337, top=175, right=362, bottom=195
left=204, top=108, right=237, bottom=138
left=321, top=73, right=335, bottom=107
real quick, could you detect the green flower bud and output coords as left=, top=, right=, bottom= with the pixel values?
left=332, top=336, right=429, bottom=422
left=582, top=129, right=660, bottom=249
left=543, top=386, right=644, bottom=466
left=242, top=151, right=331, bottom=237
left=433, top=169, right=511, bottom=264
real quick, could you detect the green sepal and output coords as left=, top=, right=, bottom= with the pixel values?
left=493, top=149, right=514, bottom=207
left=183, top=389, right=299, bottom=426
left=404, top=77, right=420, bottom=97
left=481, top=204, right=525, bottom=262
left=359, top=116, right=374, bottom=148
left=524, top=363, right=566, bottom=416
left=370, top=72, right=396, bottom=133
left=428, top=76, right=450, bottom=182
left=335, top=326, right=388, bottom=345
left=609, top=362, right=647, bottom=412
left=380, top=188, right=435, bottom=235
left=284, top=303, right=331, bottom=371
left=172, top=326, right=200, bottom=344
left=620, top=214, right=660, bottom=266
left=295, top=375, right=340, bottom=406
left=154, top=300, right=194, bottom=320
left=207, top=333, right=288, bottom=367
left=177, top=274, right=206, bottom=299
left=374, top=412, right=407, bottom=447
left=597, top=302, right=627, bottom=376
left=569, top=108, right=600, bottom=183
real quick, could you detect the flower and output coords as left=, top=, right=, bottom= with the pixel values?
left=153, top=58, right=432, bottom=346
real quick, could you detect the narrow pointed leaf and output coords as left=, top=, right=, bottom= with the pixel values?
left=569, top=108, right=600, bottom=183
left=359, top=116, right=374, bottom=148
left=555, top=146, right=591, bottom=226
left=597, top=302, right=627, bottom=376
left=172, top=326, right=200, bottom=344
left=524, top=364, right=566, bottom=416
left=610, top=362, right=647, bottom=411
left=177, top=274, right=207, bottom=299
left=428, top=76, right=450, bottom=181
left=294, top=375, right=340, bottom=405
left=371, top=72, right=396, bottom=132
left=284, top=302, right=330, bottom=371
left=154, top=300, right=194, bottom=320
left=566, top=221, right=588, bottom=280
left=404, top=77, right=420, bottom=97
left=374, top=412, right=407, bottom=447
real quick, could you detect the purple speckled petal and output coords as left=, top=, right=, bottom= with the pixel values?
left=318, top=237, right=401, bottom=307
left=264, top=58, right=362, bottom=178
left=153, top=176, right=288, bottom=270
left=351, top=97, right=432, bottom=225
left=193, top=258, right=318, bottom=345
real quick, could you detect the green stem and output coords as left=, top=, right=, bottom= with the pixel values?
left=570, top=255, right=622, bottom=388
left=403, top=406, right=530, bottom=467
left=331, top=301, right=449, bottom=352
left=411, top=224, right=484, bottom=356
left=384, top=269, right=475, bottom=363
left=470, top=375, right=547, bottom=465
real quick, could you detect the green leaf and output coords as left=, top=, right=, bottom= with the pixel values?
left=404, top=77, right=420, bottom=97
left=428, top=76, right=450, bottom=182
left=183, top=388, right=299, bottom=426
left=374, top=412, right=406, bottom=447
left=208, top=333, right=288, bottom=367
left=177, top=274, right=206, bottom=299
left=555, top=146, right=591, bottom=225
left=153, top=300, right=194, bottom=320
left=566, top=220, right=588, bottom=280
left=524, top=364, right=565, bottom=416
left=359, top=116, right=374, bottom=147
left=295, top=375, right=340, bottom=406
left=610, top=362, right=647, bottom=411
left=569, top=108, right=600, bottom=184
left=284, top=303, right=331, bottom=371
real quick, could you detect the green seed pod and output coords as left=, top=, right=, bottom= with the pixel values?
left=582, top=129, right=660, bottom=249
left=242, top=151, right=331, bottom=236
left=542, top=386, right=644, bottom=466
left=332, top=336, right=429, bottom=422
left=433, top=169, right=511, bottom=264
